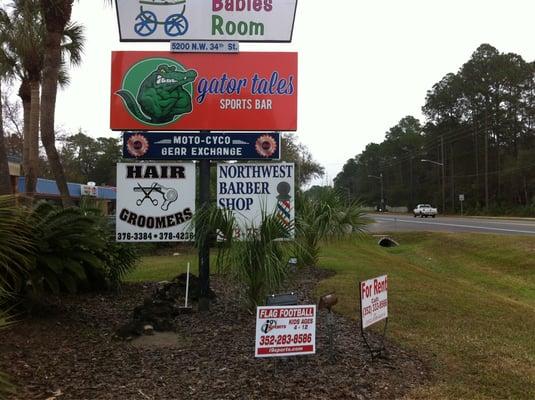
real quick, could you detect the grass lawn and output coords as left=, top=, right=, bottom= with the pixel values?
left=125, top=250, right=199, bottom=282
left=318, top=232, right=535, bottom=400
left=124, top=233, right=535, bottom=399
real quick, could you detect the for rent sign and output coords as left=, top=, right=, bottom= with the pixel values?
left=110, top=51, right=297, bottom=131
left=217, top=162, right=294, bottom=239
left=255, top=305, right=316, bottom=358
left=360, top=275, right=388, bottom=329
left=116, top=163, right=195, bottom=242
left=115, top=0, right=298, bottom=42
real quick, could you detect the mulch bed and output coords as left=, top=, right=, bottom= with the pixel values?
left=0, top=267, right=429, bottom=400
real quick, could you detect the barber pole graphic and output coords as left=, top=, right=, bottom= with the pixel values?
left=276, top=181, right=292, bottom=227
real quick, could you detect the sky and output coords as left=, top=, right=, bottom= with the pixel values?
left=53, top=0, right=535, bottom=187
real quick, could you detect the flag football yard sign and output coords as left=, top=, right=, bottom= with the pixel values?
left=110, top=51, right=297, bottom=131
left=116, top=163, right=195, bottom=242
left=217, top=162, right=294, bottom=239
left=115, top=0, right=298, bottom=42
left=255, top=305, right=316, bottom=358
left=360, top=275, right=388, bottom=329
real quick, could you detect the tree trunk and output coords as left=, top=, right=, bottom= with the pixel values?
left=26, top=80, right=40, bottom=196
left=40, top=0, right=74, bottom=207
left=0, top=80, right=13, bottom=195
left=18, top=80, right=31, bottom=191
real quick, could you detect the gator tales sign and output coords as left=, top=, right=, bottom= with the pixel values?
left=115, top=0, right=298, bottom=42
left=110, top=51, right=298, bottom=131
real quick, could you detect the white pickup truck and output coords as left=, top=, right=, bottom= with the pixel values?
left=413, top=204, right=437, bottom=218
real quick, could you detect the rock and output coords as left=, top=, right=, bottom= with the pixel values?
left=116, top=273, right=217, bottom=338
left=143, top=325, right=154, bottom=335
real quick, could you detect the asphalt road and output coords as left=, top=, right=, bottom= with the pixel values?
left=367, top=214, right=535, bottom=236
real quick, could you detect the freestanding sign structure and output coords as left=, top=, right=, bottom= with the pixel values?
left=122, top=131, right=280, bottom=160
left=115, top=0, right=298, bottom=42
left=255, top=305, right=316, bottom=357
left=359, top=275, right=388, bottom=358
left=116, top=162, right=195, bottom=242
left=110, top=51, right=298, bottom=131
left=217, top=162, right=295, bottom=239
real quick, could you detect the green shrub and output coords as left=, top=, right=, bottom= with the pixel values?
left=192, top=206, right=291, bottom=310
left=26, top=202, right=106, bottom=294
left=295, top=189, right=369, bottom=267
left=0, top=196, right=33, bottom=294
left=0, top=309, right=14, bottom=399
left=23, top=201, right=139, bottom=296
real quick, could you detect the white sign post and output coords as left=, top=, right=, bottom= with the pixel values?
left=255, top=305, right=316, bottom=358
left=116, top=162, right=196, bottom=242
left=217, top=162, right=295, bottom=239
left=459, top=194, right=465, bottom=215
left=359, top=275, right=388, bottom=358
left=115, top=0, right=298, bottom=42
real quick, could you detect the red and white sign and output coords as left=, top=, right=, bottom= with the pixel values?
left=360, top=275, right=388, bottom=329
left=255, top=305, right=316, bottom=358
left=110, top=51, right=297, bottom=131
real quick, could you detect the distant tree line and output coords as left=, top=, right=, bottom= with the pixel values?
left=334, top=44, right=535, bottom=215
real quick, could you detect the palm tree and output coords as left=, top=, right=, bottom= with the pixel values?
left=39, top=0, right=73, bottom=206
left=0, top=0, right=83, bottom=200
left=39, top=0, right=109, bottom=207
left=0, top=28, right=16, bottom=195
left=0, top=1, right=42, bottom=195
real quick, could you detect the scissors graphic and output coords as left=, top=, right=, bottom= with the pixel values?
left=134, top=183, right=159, bottom=206
left=133, top=182, right=178, bottom=211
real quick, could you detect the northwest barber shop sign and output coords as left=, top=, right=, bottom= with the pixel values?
left=217, top=162, right=295, bottom=239
left=115, top=0, right=298, bottom=42
left=116, top=162, right=195, bottom=242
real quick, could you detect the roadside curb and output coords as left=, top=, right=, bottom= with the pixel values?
left=366, top=213, right=535, bottom=222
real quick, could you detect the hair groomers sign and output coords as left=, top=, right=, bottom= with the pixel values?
left=217, top=162, right=294, bottom=239
left=114, top=0, right=298, bottom=42
left=110, top=51, right=297, bottom=131
left=116, top=163, right=195, bottom=242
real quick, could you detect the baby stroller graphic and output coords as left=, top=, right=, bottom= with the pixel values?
left=135, top=0, right=189, bottom=37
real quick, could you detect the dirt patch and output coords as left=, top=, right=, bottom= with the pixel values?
left=1, top=267, right=429, bottom=400
left=130, top=332, right=189, bottom=349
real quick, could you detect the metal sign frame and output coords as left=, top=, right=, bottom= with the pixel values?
left=359, top=277, right=388, bottom=359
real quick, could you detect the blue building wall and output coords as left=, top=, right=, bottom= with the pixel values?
left=18, top=177, right=116, bottom=200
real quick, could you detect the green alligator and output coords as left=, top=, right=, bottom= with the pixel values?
left=116, top=64, right=198, bottom=124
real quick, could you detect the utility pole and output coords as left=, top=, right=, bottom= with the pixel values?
left=441, top=136, right=445, bottom=214
left=367, top=173, right=384, bottom=211
left=485, top=115, right=489, bottom=210
left=380, top=173, right=384, bottom=211
left=450, top=142, right=455, bottom=213
left=421, top=157, right=445, bottom=214
left=409, top=156, right=413, bottom=209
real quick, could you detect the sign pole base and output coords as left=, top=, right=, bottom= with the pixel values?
left=360, top=318, right=388, bottom=360
left=198, top=134, right=211, bottom=312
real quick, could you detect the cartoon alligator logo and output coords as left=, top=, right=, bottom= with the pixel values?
left=116, top=63, right=197, bottom=125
